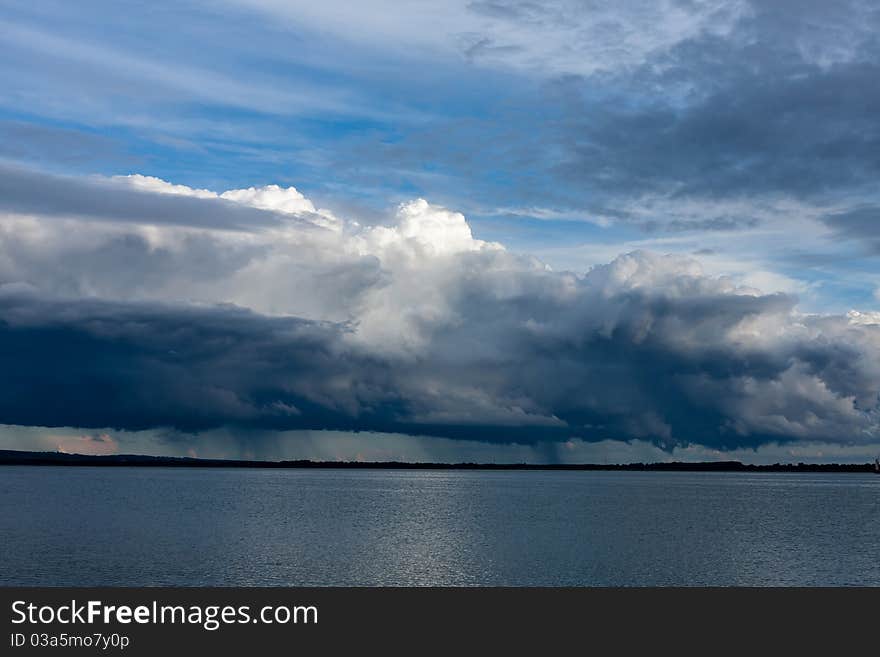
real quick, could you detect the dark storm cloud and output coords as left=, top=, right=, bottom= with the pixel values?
left=0, top=292, right=387, bottom=433
left=1, top=253, right=877, bottom=449
left=0, top=163, right=295, bottom=231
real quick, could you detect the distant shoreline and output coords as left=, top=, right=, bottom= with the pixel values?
left=0, top=449, right=877, bottom=473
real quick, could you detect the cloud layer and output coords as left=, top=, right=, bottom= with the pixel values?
left=2, top=165, right=879, bottom=450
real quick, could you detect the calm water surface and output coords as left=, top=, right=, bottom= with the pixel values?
left=2, top=467, right=879, bottom=586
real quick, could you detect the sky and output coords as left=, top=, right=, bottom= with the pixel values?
left=1, top=0, right=880, bottom=463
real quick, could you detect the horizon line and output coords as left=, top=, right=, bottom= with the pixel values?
left=1, top=449, right=878, bottom=473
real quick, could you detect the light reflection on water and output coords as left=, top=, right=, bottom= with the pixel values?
left=2, top=467, right=879, bottom=586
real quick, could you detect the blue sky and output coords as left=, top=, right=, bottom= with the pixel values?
left=2, top=1, right=880, bottom=462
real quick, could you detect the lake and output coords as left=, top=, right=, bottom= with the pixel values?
left=2, top=466, right=879, bottom=586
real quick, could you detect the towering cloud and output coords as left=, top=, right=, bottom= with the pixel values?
left=1, top=164, right=878, bottom=450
